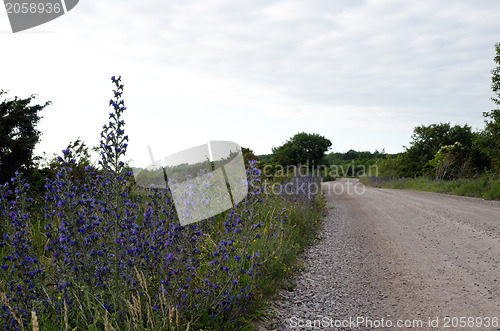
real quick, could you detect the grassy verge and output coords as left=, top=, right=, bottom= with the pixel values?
left=257, top=194, right=324, bottom=293
left=361, top=175, right=500, bottom=200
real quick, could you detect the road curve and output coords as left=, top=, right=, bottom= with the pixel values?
left=270, top=178, right=500, bottom=330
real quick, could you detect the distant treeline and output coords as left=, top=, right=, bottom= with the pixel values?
left=256, top=149, right=392, bottom=179
left=256, top=120, right=498, bottom=180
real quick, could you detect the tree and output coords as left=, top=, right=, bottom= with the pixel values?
left=272, top=132, right=332, bottom=166
left=343, top=149, right=358, bottom=161
left=482, top=41, right=500, bottom=170
left=401, top=123, right=474, bottom=176
left=0, top=90, right=50, bottom=184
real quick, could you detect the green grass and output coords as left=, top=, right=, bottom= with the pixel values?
left=361, top=175, right=500, bottom=200
left=226, top=194, right=325, bottom=329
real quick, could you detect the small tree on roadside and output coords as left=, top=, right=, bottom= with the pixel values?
left=426, top=142, right=468, bottom=179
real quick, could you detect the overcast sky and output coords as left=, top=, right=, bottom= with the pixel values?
left=1, top=0, right=500, bottom=167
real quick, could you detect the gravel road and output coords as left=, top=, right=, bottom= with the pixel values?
left=267, top=178, right=500, bottom=330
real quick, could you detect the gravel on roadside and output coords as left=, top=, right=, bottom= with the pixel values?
left=260, top=182, right=398, bottom=330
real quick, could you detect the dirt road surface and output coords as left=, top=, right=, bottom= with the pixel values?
left=270, top=178, right=500, bottom=330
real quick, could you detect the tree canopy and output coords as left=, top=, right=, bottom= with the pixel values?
left=272, top=132, right=332, bottom=166
left=0, top=90, right=50, bottom=184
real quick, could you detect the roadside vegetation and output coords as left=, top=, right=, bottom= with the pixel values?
left=361, top=175, right=500, bottom=200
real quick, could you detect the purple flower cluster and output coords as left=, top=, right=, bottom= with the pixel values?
left=0, top=175, right=45, bottom=328
left=100, top=75, right=128, bottom=175
left=0, top=77, right=301, bottom=329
